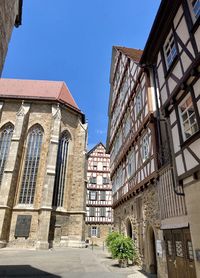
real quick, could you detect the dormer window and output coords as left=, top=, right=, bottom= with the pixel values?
left=164, top=31, right=177, bottom=69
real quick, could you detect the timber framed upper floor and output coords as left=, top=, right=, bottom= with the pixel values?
left=86, top=143, right=113, bottom=224
left=107, top=47, right=159, bottom=208
left=141, top=0, right=200, bottom=184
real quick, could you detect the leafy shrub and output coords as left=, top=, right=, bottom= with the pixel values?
left=106, top=232, right=138, bottom=266
left=110, top=234, right=136, bottom=261
left=105, top=231, right=121, bottom=252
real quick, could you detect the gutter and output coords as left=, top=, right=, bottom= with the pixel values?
left=151, top=64, right=184, bottom=196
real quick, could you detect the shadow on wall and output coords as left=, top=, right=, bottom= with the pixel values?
left=0, top=265, right=61, bottom=277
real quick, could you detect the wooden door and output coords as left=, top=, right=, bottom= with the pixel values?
left=164, top=230, right=177, bottom=278
left=172, top=229, right=187, bottom=278
left=183, top=229, right=196, bottom=278
left=164, top=228, right=196, bottom=278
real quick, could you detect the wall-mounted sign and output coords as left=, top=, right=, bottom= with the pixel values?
left=15, top=215, right=32, bottom=238
left=156, top=240, right=163, bottom=257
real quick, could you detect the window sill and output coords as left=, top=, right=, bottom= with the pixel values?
left=180, top=129, right=200, bottom=148
left=164, top=55, right=179, bottom=79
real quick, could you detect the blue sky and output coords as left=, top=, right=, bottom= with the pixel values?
left=3, top=0, right=160, bottom=150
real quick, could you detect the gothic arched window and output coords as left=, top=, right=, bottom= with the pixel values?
left=19, top=125, right=43, bottom=204
left=0, top=124, right=14, bottom=186
left=53, top=131, right=69, bottom=207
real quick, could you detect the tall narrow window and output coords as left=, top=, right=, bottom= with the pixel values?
left=164, top=31, right=177, bottom=69
left=53, top=132, right=69, bottom=207
left=0, top=124, right=14, bottom=186
left=19, top=125, right=43, bottom=204
left=142, top=134, right=150, bottom=161
left=136, top=89, right=142, bottom=116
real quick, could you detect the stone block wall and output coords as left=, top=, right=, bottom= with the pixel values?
left=0, top=99, right=87, bottom=249
left=85, top=224, right=112, bottom=246
left=113, top=183, right=168, bottom=278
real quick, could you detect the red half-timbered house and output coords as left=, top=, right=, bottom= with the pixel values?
left=85, top=143, right=113, bottom=245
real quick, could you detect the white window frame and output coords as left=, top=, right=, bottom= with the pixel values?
left=179, top=94, right=198, bottom=140
left=91, top=226, right=97, bottom=237
left=136, top=89, right=142, bottom=116
left=127, top=150, right=136, bottom=179
left=89, top=191, right=97, bottom=201
left=164, top=31, right=177, bottom=69
left=142, top=134, right=150, bottom=161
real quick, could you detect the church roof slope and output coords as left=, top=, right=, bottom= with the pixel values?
left=0, top=78, right=80, bottom=111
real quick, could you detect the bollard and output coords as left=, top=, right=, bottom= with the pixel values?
left=92, top=241, right=93, bottom=251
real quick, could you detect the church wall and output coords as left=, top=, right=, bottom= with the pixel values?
left=0, top=99, right=87, bottom=249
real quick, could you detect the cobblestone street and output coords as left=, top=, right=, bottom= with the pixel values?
left=0, top=247, right=156, bottom=278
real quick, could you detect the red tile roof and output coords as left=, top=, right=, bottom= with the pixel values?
left=114, top=46, right=143, bottom=62
left=0, top=79, right=80, bottom=111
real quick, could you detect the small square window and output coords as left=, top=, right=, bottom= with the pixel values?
left=164, top=31, right=177, bottom=69
left=179, top=94, right=198, bottom=140
left=103, top=177, right=109, bottom=184
left=91, top=226, right=97, bottom=236
left=90, top=177, right=96, bottom=184
left=89, top=191, right=97, bottom=201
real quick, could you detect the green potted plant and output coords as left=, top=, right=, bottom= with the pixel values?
left=106, top=233, right=137, bottom=268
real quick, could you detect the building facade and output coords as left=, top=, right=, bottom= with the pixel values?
left=85, top=143, right=113, bottom=245
left=0, top=78, right=87, bottom=249
left=141, top=0, right=200, bottom=277
left=107, top=47, right=166, bottom=277
left=0, top=0, right=23, bottom=76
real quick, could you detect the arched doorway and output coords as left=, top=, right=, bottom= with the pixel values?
left=147, top=225, right=157, bottom=274
left=126, top=218, right=133, bottom=238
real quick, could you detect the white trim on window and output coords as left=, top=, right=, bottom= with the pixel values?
left=164, top=31, right=177, bottom=69
left=136, top=89, right=142, bottom=116
left=179, top=94, right=198, bottom=140
left=142, top=134, right=150, bottom=161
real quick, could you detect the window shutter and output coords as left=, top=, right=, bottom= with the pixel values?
left=97, top=227, right=100, bottom=238
left=88, top=226, right=91, bottom=237
left=100, top=190, right=106, bottom=200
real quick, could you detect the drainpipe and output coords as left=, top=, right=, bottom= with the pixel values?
left=151, top=64, right=184, bottom=196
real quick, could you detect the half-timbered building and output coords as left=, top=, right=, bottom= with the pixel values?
left=107, top=46, right=166, bottom=276
left=141, top=0, right=200, bottom=277
left=0, top=78, right=87, bottom=249
left=85, top=143, right=113, bottom=245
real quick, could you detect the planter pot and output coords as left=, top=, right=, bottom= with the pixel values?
left=119, top=258, right=128, bottom=268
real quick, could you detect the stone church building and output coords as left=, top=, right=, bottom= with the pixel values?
left=0, top=78, right=87, bottom=249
